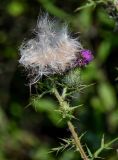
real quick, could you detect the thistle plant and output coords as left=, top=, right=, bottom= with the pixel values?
left=19, top=14, right=118, bottom=160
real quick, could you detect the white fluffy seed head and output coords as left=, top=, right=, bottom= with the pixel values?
left=19, top=14, right=83, bottom=84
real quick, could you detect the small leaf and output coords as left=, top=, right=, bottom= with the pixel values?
left=70, top=104, right=83, bottom=111
left=93, top=137, right=118, bottom=158
left=105, top=137, right=118, bottom=149
left=79, top=132, right=87, bottom=141
left=86, top=145, right=93, bottom=158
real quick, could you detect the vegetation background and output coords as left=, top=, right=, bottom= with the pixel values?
left=0, top=0, right=118, bottom=159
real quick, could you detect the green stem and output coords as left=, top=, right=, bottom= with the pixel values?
left=53, top=87, right=89, bottom=160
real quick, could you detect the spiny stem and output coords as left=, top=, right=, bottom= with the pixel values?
left=53, top=87, right=89, bottom=160
left=53, top=87, right=64, bottom=105
left=67, top=121, right=89, bottom=160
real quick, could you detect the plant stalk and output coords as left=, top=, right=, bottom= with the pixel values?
left=53, top=87, right=89, bottom=160
left=67, top=121, right=89, bottom=160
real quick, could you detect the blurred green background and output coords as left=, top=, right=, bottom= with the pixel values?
left=0, top=0, right=118, bottom=160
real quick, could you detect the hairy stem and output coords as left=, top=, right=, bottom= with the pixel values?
left=53, top=87, right=89, bottom=160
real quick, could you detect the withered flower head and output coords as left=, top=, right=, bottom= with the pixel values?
left=19, top=14, right=93, bottom=84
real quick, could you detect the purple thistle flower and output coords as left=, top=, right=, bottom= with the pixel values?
left=81, top=49, right=93, bottom=63
left=75, top=49, right=93, bottom=67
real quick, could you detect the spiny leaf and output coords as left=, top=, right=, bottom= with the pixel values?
left=67, top=83, right=95, bottom=96
left=105, top=137, right=118, bottom=148
left=70, top=104, right=83, bottom=111
left=59, top=138, right=71, bottom=143
left=79, top=132, right=87, bottom=141
left=93, top=136, right=118, bottom=159
left=51, top=137, right=75, bottom=154
left=67, top=144, right=75, bottom=151
left=86, top=145, right=93, bottom=158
